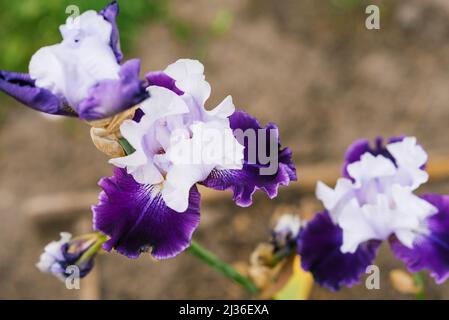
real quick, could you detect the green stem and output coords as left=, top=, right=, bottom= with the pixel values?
left=412, top=272, right=426, bottom=300
left=76, top=233, right=108, bottom=265
left=187, top=240, right=259, bottom=295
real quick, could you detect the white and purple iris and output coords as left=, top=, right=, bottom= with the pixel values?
left=93, top=59, right=297, bottom=259
left=0, top=1, right=148, bottom=120
left=297, top=137, right=449, bottom=290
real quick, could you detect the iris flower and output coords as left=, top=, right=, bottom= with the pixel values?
left=297, top=137, right=449, bottom=290
left=0, top=2, right=148, bottom=120
left=93, top=59, right=297, bottom=259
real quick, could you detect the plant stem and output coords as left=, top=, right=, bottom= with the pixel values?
left=187, top=240, right=259, bottom=295
left=76, top=233, right=108, bottom=265
left=413, top=272, right=426, bottom=300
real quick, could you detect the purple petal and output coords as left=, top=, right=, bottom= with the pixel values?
left=390, top=193, right=449, bottom=284
left=77, top=59, right=148, bottom=120
left=0, top=70, right=74, bottom=116
left=202, top=110, right=297, bottom=207
left=342, top=136, right=405, bottom=179
left=99, top=1, right=123, bottom=63
left=297, top=211, right=381, bottom=290
left=92, top=168, right=201, bottom=260
left=145, top=71, right=184, bottom=95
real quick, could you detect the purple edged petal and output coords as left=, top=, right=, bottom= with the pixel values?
left=99, top=1, right=123, bottom=63
left=390, top=193, right=449, bottom=284
left=0, top=70, right=74, bottom=116
left=92, top=168, right=201, bottom=260
left=145, top=71, right=184, bottom=95
left=202, top=110, right=297, bottom=207
left=77, top=59, right=148, bottom=120
left=297, top=211, right=381, bottom=290
left=342, top=136, right=405, bottom=179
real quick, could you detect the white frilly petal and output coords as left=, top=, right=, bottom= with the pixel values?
left=29, top=10, right=120, bottom=109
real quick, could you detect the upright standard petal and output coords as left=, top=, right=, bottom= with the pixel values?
left=77, top=59, right=148, bottom=120
left=390, top=193, right=449, bottom=284
left=297, top=211, right=381, bottom=290
left=202, top=110, right=297, bottom=207
left=342, top=136, right=404, bottom=179
left=0, top=70, right=73, bottom=116
left=99, top=1, right=123, bottom=63
left=93, top=168, right=201, bottom=260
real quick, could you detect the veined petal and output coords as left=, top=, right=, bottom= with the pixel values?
left=390, top=193, right=449, bottom=284
left=202, top=110, right=296, bottom=207
left=93, top=168, right=201, bottom=260
left=297, top=211, right=381, bottom=290
left=77, top=59, right=148, bottom=120
left=0, top=70, right=71, bottom=116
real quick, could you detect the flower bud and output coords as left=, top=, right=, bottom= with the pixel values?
left=36, top=232, right=104, bottom=280
left=271, top=214, right=302, bottom=254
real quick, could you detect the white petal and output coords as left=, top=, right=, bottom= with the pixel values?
left=162, top=164, right=213, bottom=212
left=164, top=59, right=205, bottom=81
left=347, top=153, right=396, bottom=187
left=177, top=75, right=211, bottom=107
left=339, top=200, right=378, bottom=253
left=315, top=178, right=352, bottom=212
left=140, top=86, right=189, bottom=121
left=206, top=95, right=235, bottom=119
left=387, top=137, right=427, bottom=169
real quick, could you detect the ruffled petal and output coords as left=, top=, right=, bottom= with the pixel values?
left=342, top=136, right=404, bottom=179
left=0, top=70, right=73, bottom=116
left=92, top=168, right=201, bottom=260
left=99, top=1, right=123, bottom=63
left=390, top=193, right=449, bottom=284
left=77, top=59, right=148, bottom=120
left=297, top=211, right=381, bottom=290
left=202, top=110, right=296, bottom=207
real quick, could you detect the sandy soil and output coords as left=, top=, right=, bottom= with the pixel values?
left=1, top=0, right=449, bottom=299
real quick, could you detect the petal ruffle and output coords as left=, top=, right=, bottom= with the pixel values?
left=390, top=193, right=449, bottom=284
left=99, top=1, right=123, bottom=63
left=77, top=59, right=148, bottom=120
left=0, top=70, right=73, bottom=116
left=297, top=211, right=381, bottom=290
left=202, top=110, right=296, bottom=207
left=92, top=168, right=201, bottom=260
left=342, top=136, right=404, bottom=179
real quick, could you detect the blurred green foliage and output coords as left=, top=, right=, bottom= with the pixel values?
left=0, top=0, right=169, bottom=72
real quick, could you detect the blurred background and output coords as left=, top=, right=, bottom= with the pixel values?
left=1, top=0, right=449, bottom=299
